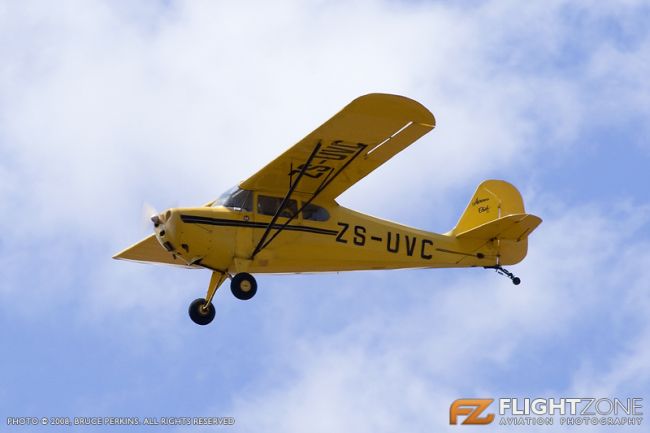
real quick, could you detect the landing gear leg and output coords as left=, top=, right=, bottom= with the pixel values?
left=188, top=271, right=227, bottom=325
left=484, top=265, right=521, bottom=285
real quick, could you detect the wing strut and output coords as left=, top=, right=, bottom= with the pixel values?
left=254, top=141, right=367, bottom=257
left=251, top=141, right=322, bottom=259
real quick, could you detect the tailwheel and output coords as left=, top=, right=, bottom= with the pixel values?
left=484, top=265, right=521, bottom=285
left=231, top=272, right=257, bottom=300
left=188, top=298, right=216, bottom=325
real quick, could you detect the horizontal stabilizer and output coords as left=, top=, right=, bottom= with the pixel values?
left=456, top=213, right=542, bottom=241
left=113, top=234, right=197, bottom=268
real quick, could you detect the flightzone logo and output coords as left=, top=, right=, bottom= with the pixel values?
left=450, top=399, right=495, bottom=425
left=450, top=398, right=643, bottom=426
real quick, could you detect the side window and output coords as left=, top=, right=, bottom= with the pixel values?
left=302, top=203, right=330, bottom=222
left=257, top=195, right=298, bottom=218
left=223, top=189, right=253, bottom=211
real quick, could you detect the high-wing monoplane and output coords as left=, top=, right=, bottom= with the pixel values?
left=114, top=94, right=542, bottom=325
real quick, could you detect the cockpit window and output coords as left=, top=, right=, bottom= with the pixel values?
left=257, top=195, right=297, bottom=218
left=302, top=203, right=329, bottom=221
left=212, top=187, right=253, bottom=211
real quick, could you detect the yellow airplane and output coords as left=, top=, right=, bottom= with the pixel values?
left=114, top=93, right=542, bottom=325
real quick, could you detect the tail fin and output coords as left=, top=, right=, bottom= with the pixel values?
left=450, top=180, right=542, bottom=265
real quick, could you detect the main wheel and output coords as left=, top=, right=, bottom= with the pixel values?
left=231, top=273, right=257, bottom=300
left=512, top=277, right=521, bottom=285
left=188, top=298, right=215, bottom=325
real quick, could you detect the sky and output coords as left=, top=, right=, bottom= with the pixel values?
left=1, top=0, right=649, bottom=432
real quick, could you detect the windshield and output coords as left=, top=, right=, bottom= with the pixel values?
left=212, top=186, right=253, bottom=211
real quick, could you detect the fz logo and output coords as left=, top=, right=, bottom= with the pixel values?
left=449, top=399, right=495, bottom=425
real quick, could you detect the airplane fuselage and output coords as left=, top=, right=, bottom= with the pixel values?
left=154, top=197, right=498, bottom=275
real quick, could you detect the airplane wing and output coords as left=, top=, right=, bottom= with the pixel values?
left=113, top=234, right=199, bottom=268
left=239, top=93, right=435, bottom=200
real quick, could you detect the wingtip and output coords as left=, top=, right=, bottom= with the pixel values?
left=112, top=247, right=130, bottom=260
left=348, top=93, right=435, bottom=126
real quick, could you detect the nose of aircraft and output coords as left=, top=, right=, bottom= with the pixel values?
left=151, top=209, right=175, bottom=227
left=153, top=209, right=179, bottom=252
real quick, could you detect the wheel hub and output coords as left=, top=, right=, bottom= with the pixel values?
left=240, top=280, right=252, bottom=292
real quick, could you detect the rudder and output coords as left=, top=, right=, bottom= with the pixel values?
left=452, top=180, right=525, bottom=235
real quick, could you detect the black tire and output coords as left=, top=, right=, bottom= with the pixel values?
left=231, top=273, right=257, bottom=300
left=512, top=277, right=521, bottom=286
left=188, top=298, right=215, bottom=325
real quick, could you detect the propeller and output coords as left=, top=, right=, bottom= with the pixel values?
left=142, top=202, right=160, bottom=229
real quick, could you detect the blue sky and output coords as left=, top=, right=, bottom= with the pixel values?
left=1, top=1, right=649, bottom=432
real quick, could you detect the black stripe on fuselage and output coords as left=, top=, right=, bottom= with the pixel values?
left=180, top=215, right=338, bottom=236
